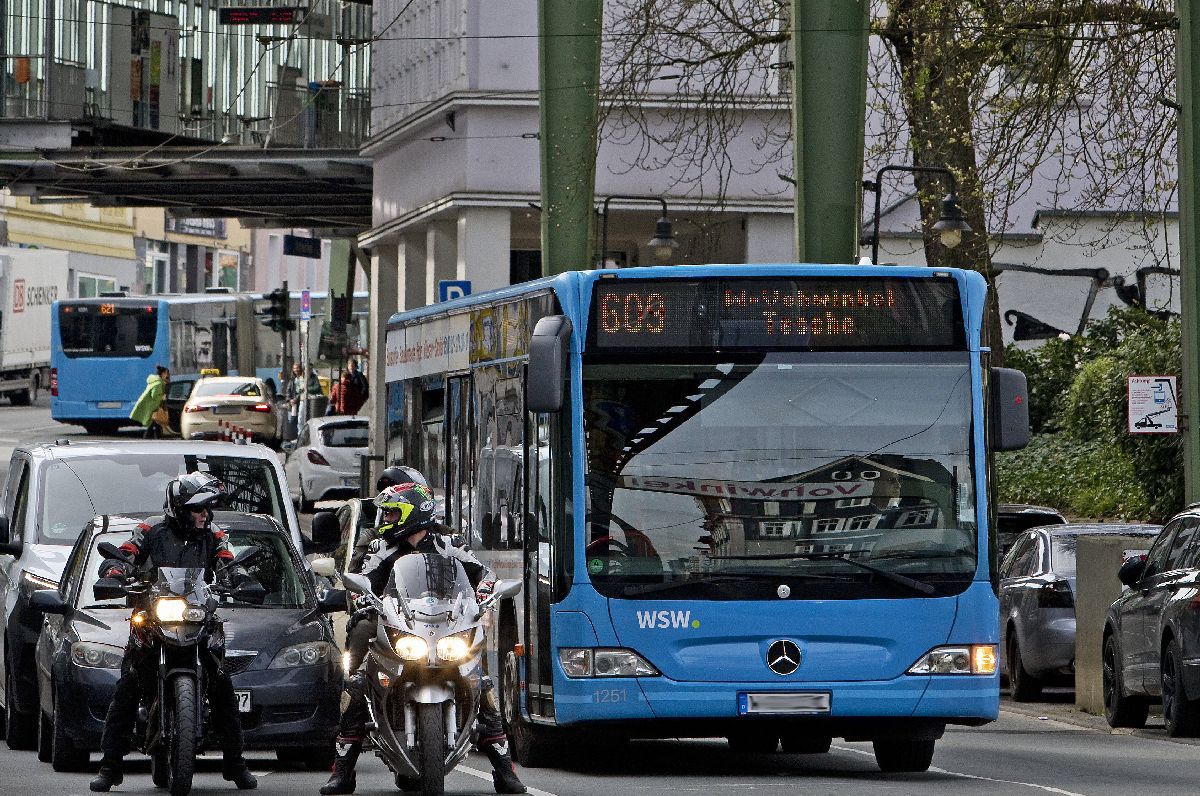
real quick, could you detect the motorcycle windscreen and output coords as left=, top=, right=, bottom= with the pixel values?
left=155, top=566, right=209, bottom=600
left=388, top=552, right=472, bottom=603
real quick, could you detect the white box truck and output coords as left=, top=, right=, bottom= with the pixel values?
left=0, top=249, right=68, bottom=405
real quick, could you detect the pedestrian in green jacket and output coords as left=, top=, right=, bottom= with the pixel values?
left=130, top=365, right=170, bottom=439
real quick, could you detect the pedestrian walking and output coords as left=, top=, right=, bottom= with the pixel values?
left=327, top=369, right=367, bottom=416
left=129, top=365, right=172, bottom=439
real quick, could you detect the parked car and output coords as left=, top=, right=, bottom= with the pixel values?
left=1000, top=522, right=1161, bottom=701
left=283, top=416, right=369, bottom=512
left=180, top=376, right=277, bottom=445
left=30, top=511, right=345, bottom=770
left=1104, top=508, right=1200, bottom=736
left=0, top=439, right=305, bottom=750
left=997, top=503, right=1068, bottom=557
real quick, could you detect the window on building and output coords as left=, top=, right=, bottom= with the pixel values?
left=77, top=273, right=117, bottom=298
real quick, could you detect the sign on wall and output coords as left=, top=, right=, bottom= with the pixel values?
left=1128, top=376, right=1178, bottom=434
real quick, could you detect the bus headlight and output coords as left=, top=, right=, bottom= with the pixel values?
left=908, top=645, right=998, bottom=675
left=435, top=634, right=471, bottom=662
left=153, top=598, right=188, bottom=623
left=558, top=647, right=659, bottom=678
left=394, top=635, right=429, bottom=661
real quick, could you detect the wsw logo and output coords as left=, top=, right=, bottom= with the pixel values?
left=636, top=610, right=701, bottom=630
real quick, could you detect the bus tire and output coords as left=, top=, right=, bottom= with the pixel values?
left=872, top=738, right=935, bottom=772
left=501, top=651, right=556, bottom=768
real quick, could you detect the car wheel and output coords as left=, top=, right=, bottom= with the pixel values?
left=5, top=661, right=37, bottom=750
left=873, top=738, right=935, bottom=772
left=1103, top=633, right=1148, bottom=728
left=50, top=687, right=89, bottom=771
left=1007, top=636, right=1042, bottom=702
left=1162, top=639, right=1200, bottom=737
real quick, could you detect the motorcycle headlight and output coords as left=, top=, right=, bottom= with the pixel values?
left=394, top=635, right=429, bottom=661
left=269, top=641, right=332, bottom=669
left=435, top=633, right=472, bottom=663
left=153, top=597, right=188, bottom=623
left=71, top=641, right=124, bottom=669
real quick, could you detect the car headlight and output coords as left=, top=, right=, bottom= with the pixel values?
left=22, top=571, right=57, bottom=591
left=269, top=641, right=332, bottom=669
left=394, top=635, right=429, bottom=661
left=435, top=633, right=472, bottom=663
left=558, top=648, right=659, bottom=678
left=71, top=641, right=123, bottom=669
left=908, top=645, right=998, bottom=675
left=153, top=597, right=188, bottom=623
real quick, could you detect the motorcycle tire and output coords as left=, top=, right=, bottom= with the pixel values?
left=416, top=702, right=446, bottom=796
left=168, top=674, right=198, bottom=796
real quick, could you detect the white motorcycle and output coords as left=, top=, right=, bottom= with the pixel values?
left=323, top=552, right=519, bottom=796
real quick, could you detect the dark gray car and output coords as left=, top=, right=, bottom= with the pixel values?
left=999, top=523, right=1161, bottom=701
left=1104, top=510, right=1200, bottom=737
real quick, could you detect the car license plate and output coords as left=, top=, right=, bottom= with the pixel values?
left=234, top=690, right=252, bottom=713
left=212, top=405, right=241, bottom=415
left=97, top=401, right=123, bottom=409
left=738, top=692, right=830, bottom=715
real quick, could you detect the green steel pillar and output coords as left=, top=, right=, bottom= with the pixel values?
left=538, top=0, right=603, bottom=275
left=791, top=0, right=870, bottom=264
left=1178, top=0, right=1200, bottom=503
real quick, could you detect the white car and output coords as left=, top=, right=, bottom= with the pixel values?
left=284, top=416, right=368, bottom=512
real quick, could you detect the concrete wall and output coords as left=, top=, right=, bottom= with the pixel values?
left=1075, top=535, right=1155, bottom=714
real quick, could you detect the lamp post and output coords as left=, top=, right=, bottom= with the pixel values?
left=599, top=195, right=677, bottom=267
left=864, top=165, right=972, bottom=265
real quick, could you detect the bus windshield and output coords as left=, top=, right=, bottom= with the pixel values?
left=583, top=352, right=977, bottom=600
left=58, top=303, right=158, bottom=358
left=38, top=454, right=288, bottom=544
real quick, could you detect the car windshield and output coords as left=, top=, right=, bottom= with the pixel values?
left=39, top=454, right=288, bottom=545
left=321, top=422, right=368, bottom=448
left=193, top=380, right=260, bottom=398
left=584, top=353, right=977, bottom=600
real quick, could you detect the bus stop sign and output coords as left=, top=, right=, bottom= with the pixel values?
left=438, top=280, right=471, bottom=302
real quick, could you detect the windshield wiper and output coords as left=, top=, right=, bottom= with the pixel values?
left=710, top=552, right=936, bottom=595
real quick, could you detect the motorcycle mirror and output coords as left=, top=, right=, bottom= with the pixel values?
left=93, top=578, right=126, bottom=601
left=342, top=572, right=372, bottom=595
left=97, top=541, right=124, bottom=560
left=318, top=588, right=347, bottom=613
left=220, top=546, right=259, bottom=573
left=493, top=580, right=522, bottom=600
left=310, top=557, right=338, bottom=578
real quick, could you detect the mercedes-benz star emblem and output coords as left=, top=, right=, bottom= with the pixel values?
left=766, top=639, right=802, bottom=675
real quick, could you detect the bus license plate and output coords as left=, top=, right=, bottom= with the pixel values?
left=97, top=401, right=123, bottom=409
left=234, top=690, right=252, bottom=713
left=738, top=692, right=830, bottom=715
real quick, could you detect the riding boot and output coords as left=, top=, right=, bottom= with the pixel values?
left=482, top=739, right=527, bottom=794
left=222, top=757, right=258, bottom=790
left=89, top=760, right=124, bottom=792
left=319, top=740, right=361, bottom=795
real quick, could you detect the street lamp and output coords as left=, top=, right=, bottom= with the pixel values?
left=863, top=165, right=972, bottom=265
left=599, top=195, right=677, bottom=267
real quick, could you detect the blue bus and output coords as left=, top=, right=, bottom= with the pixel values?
left=382, top=264, right=1029, bottom=772
left=51, top=292, right=366, bottom=434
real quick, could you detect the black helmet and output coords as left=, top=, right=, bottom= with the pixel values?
left=374, top=483, right=436, bottom=545
left=164, top=472, right=225, bottom=531
left=376, top=465, right=428, bottom=493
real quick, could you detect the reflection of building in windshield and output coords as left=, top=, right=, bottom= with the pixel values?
left=623, top=454, right=954, bottom=560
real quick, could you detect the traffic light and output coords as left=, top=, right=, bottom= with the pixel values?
left=258, top=288, right=296, bottom=332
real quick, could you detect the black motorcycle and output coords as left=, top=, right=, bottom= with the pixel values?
left=94, top=542, right=259, bottom=796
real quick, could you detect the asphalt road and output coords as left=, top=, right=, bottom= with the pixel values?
left=1, top=406, right=1197, bottom=794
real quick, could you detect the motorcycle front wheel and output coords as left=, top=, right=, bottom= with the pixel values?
left=416, top=702, right=446, bottom=796
left=168, top=674, right=197, bottom=796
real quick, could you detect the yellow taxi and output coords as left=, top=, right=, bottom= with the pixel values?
left=180, top=376, right=277, bottom=444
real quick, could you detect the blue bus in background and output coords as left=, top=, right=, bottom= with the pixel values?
left=51, top=292, right=366, bottom=434
left=382, top=264, right=1029, bottom=773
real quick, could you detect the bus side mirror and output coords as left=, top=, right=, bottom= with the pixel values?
left=527, top=315, right=572, bottom=413
left=990, top=367, right=1030, bottom=451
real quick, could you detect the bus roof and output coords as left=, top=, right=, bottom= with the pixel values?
left=385, top=263, right=986, bottom=329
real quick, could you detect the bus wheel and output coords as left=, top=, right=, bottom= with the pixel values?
left=872, top=738, right=935, bottom=772
left=500, top=651, right=556, bottom=768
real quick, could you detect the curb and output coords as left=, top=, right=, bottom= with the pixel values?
left=1001, top=700, right=1200, bottom=746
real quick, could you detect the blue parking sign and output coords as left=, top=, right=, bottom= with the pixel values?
left=438, top=280, right=472, bottom=302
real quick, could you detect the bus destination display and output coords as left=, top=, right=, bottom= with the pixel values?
left=590, top=277, right=963, bottom=350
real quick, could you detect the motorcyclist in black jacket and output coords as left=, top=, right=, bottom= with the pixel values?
left=89, top=472, right=264, bottom=792
left=320, top=481, right=526, bottom=795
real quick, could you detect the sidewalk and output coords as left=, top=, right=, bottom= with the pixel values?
left=1000, top=693, right=1200, bottom=746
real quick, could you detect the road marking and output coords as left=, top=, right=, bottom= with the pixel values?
left=456, top=763, right=559, bottom=796
left=832, top=745, right=1090, bottom=796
